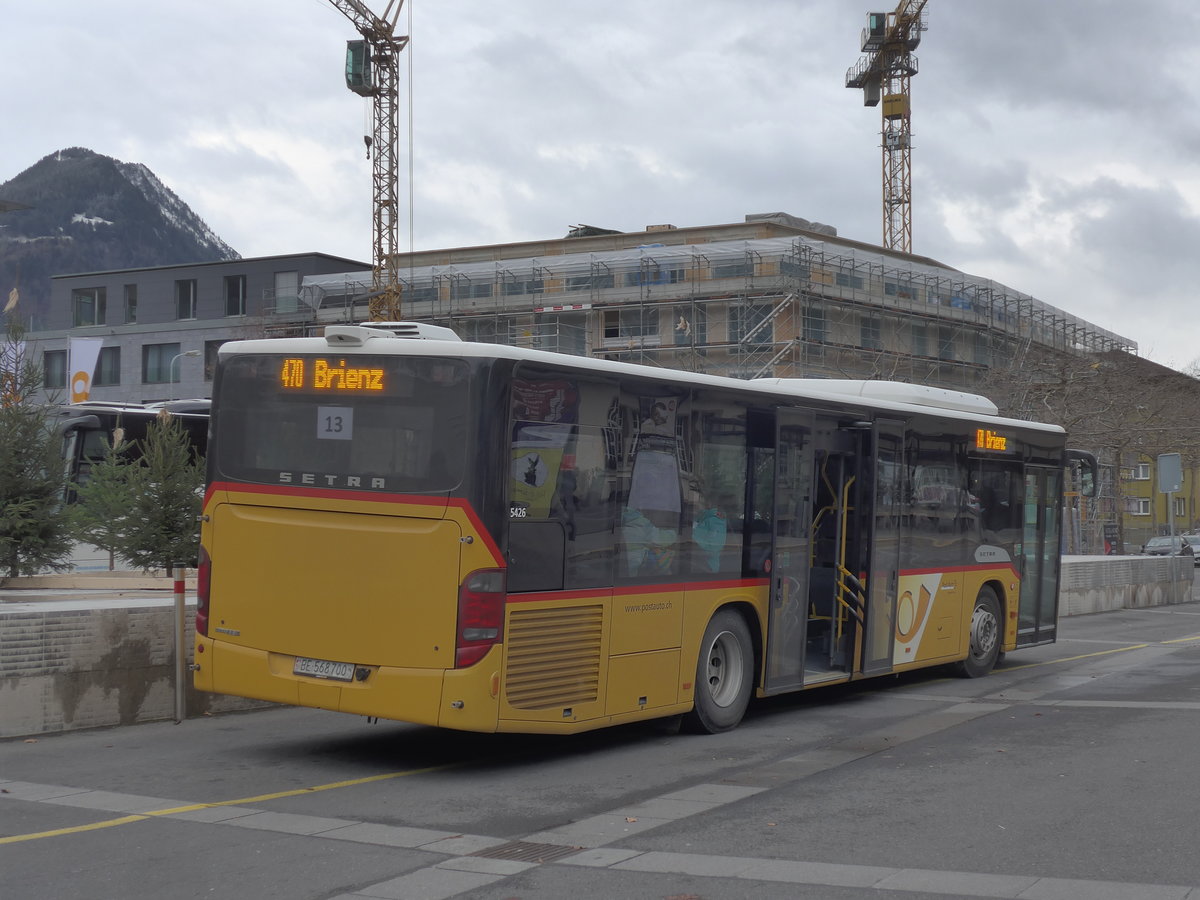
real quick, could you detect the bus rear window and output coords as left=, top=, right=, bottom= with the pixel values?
left=212, top=355, right=470, bottom=493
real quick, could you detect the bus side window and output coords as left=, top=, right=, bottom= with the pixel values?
left=507, top=371, right=620, bottom=592
left=507, top=521, right=565, bottom=593
left=560, top=426, right=615, bottom=589
left=683, top=391, right=747, bottom=577
left=618, top=392, right=685, bottom=580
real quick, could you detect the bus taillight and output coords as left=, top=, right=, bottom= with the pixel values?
left=196, top=546, right=211, bottom=637
left=456, top=569, right=506, bottom=667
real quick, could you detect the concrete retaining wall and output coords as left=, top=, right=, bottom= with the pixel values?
left=1058, top=555, right=1194, bottom=616
left=0, top=599, right=267, bottom=740
left=1, top=556, right=1193, bottom=739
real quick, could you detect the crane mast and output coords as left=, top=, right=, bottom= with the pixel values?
left=845, top=1, right=929, bottom=254
left=330, top=0, right=409, bottom=322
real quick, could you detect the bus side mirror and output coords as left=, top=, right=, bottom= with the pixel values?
left=1066, top=449, right=1097, bottom=498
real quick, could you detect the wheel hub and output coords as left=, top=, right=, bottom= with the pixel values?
left=970, top=605, right=998, bottom=658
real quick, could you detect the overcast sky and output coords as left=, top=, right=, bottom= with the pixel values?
left=4, top=0, right=1197, bottom=370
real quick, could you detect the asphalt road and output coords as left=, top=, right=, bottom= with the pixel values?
left=4, top=599, right=1200, bottom=900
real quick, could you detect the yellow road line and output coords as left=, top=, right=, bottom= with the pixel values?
left=1000, top=642, right=1149, bottom=671
left=1162, top=634, right=1200, bottom=645
left=0, top=761, right=460, bottom=845
left=0, top=815, right=147, bottom=845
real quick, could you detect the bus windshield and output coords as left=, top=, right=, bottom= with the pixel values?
left=211, top=354, right=471, bottom=494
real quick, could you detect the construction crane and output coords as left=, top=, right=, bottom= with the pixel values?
left=329, top=0, right=409, bottom=321
left=845, top=2, right=930, bottom=254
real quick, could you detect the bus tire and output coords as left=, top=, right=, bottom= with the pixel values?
left=683, top=608, right=754, bottom=734
left=954, top=586, right=1002, bottom=678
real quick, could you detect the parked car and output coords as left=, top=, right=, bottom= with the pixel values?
left=1141, top=535, right=1195, bottom=559
left=1184, top=535, right=1200, bottom=566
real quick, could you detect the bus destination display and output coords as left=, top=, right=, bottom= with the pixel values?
left=280, top=358, right=384, bottom=393
left=975, top=428, right=1009, bottom=452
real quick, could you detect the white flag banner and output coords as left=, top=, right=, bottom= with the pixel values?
left=68, top=337, right=104, bottom=403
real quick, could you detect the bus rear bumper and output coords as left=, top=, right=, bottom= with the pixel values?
left=194, top=637, right=501, bottom=731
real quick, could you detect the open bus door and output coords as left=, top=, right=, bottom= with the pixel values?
left=861, top=420, right=905, bottom=676
left=1016, top=465, right=1063, bottom=646
left=762, top=409, right=814, bottom=694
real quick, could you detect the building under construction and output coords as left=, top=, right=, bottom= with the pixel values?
left=292, top=212, right=1134, bottom=394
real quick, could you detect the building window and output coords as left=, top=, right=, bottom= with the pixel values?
left=567, top=272, right=615, bottom=292
left=884, top=280, right=917, bottom=300
left=72, top=288, right=106, bottom=327
left=143, top=342, right=182, bottom=384
left=397, top=279, right=439, bottom=305
left=224, top=275, right=247, bottom=317
left=1130, top=498, right=1150, bottom=516
left=780, top=258, right=808, bottom=278
left=912, top=323, right=929, bottom=356
left=973, top=332, right=990, bottom=365
left=625, top=265, right=685, bottom=287
left=274, top=271, right=300, bottom=314
left=802, top=304, right=826, bottom=343
left=450, top=280, right=494, bottom=301
left=124, top=284, right=137, bottom=323
left=503, top=279, right=544, bottom=296
left=938, top=325, right=955, bottom=360
left=860, top=313, right=882, bottom=350
left=729, top=302, right=772, bottom=346
left=835, top=271, right=864, bottom=289
left=712, top=261, right=753, bottom=279
left=43, top=350, right=67, bottom=389
left=204, top=340, right=226, bottom=381
left=175, top=280, right=197, bottom=320
left=94, top=347, right=121, bottom=386
left=1134, top=463, right=1150, bottom=481
left=1174, top=497, right=1187, bottom=518
left=603, top=307, right=659, bottom=341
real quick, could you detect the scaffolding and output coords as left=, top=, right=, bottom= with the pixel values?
left=291, top=233, right=1136, bottom=392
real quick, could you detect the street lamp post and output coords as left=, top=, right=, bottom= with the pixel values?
left=168, top=349, right=201, bottom=401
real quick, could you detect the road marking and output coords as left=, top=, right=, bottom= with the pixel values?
left=1000, top=642, right=1149, bottom=671
left=7, top=761, right=1200, bottom=900
left=7, top=630, right=1200, bottom=895
left=0, top=814, right=147, bottom=844
left=0, top=762, right=461, bottom=845
left=1031, top=699, right=1200, bottom=710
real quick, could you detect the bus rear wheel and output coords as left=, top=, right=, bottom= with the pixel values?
left=683, top=609, right=753, bottom=734
left=955, top=586, right=1001, bottom=678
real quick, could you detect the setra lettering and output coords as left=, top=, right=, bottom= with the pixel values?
left=275, top=472, right=387, bottom=490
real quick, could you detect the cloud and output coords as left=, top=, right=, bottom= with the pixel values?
left=4, top=0, right=1200, bottom=367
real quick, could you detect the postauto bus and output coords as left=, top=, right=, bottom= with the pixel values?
left=194, top=323, right=1093, bottom=734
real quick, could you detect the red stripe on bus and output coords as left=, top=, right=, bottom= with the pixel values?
left=203, top=481, right=504, bottom=567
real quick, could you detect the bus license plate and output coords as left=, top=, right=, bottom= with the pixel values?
left=293, top=656, right=355, bottom=682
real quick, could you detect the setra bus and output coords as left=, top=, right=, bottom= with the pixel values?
left=194, top=323, right=1094, bottom=734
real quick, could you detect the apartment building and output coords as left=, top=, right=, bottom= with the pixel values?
left=30, top=253, right=367, bottom=404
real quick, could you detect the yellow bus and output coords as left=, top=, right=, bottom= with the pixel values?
left=194, top=323, right=1093, bottom=734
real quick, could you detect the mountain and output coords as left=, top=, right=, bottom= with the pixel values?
left=0, top=147, right=240, bottom=330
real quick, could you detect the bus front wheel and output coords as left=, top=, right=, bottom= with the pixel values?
left=955, top=587, right=1002, bottom=678
left=683, top=609, right=753, bottom=734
